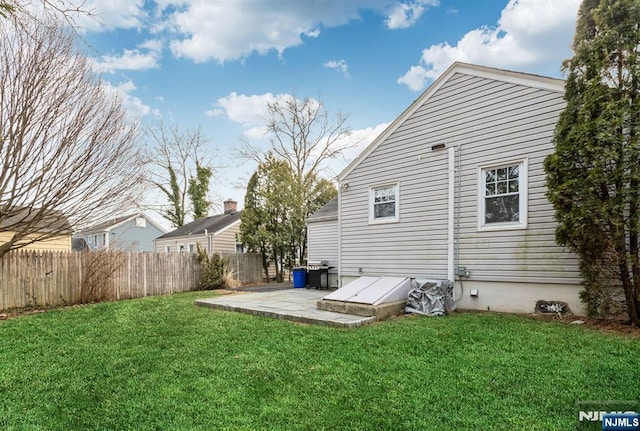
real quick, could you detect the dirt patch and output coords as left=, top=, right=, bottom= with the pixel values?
left=525, top=312, right=640, bottom=338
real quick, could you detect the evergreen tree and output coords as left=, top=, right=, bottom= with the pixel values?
left=241, top=172, right=271, bottom=281
left=544, top=0, right=640, bottom=325
left=241, top=153, right=297, bottom=282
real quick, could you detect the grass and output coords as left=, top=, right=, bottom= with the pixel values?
left=0, top=291, right=638, bottom=431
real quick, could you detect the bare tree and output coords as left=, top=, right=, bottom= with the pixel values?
left=145, top=122, right=218, bottom=227
left=1, top=1, right=93, bottom=33
left=239, top=95, right=356, bottom=182
left=238, top=94, right=349, bottom=265
left=0, top=17, right=145, bottom=258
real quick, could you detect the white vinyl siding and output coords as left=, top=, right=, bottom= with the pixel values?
left=307, top=219, right=338, bottom=270
left=339, top=71, right=580, bottom=284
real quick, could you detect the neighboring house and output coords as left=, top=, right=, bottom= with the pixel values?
left=0, top=207, right=72, bottom=252
left=154, top=200, right=243, bottom=254
left=74, top=213, right=167, bottom=252
left=306, top=197, right=339, bottom=288
left=327, top=62, right=583, bottom=315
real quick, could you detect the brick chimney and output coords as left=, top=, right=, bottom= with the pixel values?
left=223, top=199, right=237, bottom=214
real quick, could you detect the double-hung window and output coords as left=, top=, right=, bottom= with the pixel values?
left=478, top=159, right=527, bottom=231
left=370, top=183, right=399, bottom=223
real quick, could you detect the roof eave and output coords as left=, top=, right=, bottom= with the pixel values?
left=337, top=61, right=565, bottom=182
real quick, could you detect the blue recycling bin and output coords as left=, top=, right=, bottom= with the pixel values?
left=292, top=267, right=307, bottom=288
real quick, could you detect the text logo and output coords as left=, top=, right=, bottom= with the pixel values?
left=601, top=413, right=640, bottom=431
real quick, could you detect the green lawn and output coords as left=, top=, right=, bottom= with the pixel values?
left=0, top=291, right=638, bottom=431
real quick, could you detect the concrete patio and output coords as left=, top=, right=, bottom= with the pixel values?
left=194, top=288, right=377, bottom=329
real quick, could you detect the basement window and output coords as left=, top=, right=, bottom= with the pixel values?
left=369, top=183, right=399, bottom=224
left=478, top=159, right=527, bottom=231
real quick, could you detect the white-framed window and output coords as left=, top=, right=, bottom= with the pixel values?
left=178, top=244, right=185, bottom=253
left=369, top=183, right=399, bottom=224
left=165, top=245, right=171, bottom=253
left=478, top=159, right=528, bottom=231
left=188, top=243, right=195, bottom=253
left=235, top=243, right=244, bottom=253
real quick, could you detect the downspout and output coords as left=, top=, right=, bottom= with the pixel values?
left=455, top=144, right=464, bottom=301
left=338, top=181, right=343, bottom=288
left=204, top=229, right=210, bottom=254
left=447, top=147, right=455, bottom=282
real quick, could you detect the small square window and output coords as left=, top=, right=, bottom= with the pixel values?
left=369, top=183, right=399, bottom=223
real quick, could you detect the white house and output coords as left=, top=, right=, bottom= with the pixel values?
left=306, top=196, right=339, bottom=288
left=318, top=62, right=583, bottom=315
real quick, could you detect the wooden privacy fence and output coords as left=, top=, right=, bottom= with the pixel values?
left=220, top=252, right=263, bottom=285
left=0, top=250, right=263, bottom=312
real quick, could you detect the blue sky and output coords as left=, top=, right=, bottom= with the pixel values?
left=75, top=0, right=581, bottom=219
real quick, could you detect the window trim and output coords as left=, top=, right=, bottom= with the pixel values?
left=477, top=158, right=528, bottom=232
left=369, top=182, right=400, bottom=224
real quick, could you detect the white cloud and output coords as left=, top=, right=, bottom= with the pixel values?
left=92, top=45, right=161, bottom=74
left=102, top=80, right=152, bottom=118
left=158, top=0, right=437, bottom=63
left=323, top=60, right=350, bottom=78
left=342, top=123, right=388, bottom=166
left=398, top=0, right=581, bottom=91
left=70, top=1, right=442, bottom=62
left=207, top=92, right=282, bottom=139
left=385, top=0, right=439, bottom=30
left=164, top=1, right=362, bottom=63
left=73, top=0, right=147, bottom=31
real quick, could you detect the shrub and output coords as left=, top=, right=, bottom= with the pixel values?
left=196, top=244, right=230, bottom=290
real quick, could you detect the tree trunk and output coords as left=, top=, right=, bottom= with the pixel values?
left=628, top=127, right=640, bottom=327
left=617, top=241, right=640, bottom=326
left=261, top=251, right=270, bottom=283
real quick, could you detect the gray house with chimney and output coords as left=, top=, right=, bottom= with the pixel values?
left=154, top=200, right=243, bottom=254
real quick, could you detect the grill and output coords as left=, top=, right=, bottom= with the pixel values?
left=306, top=260, right=333, bottom=290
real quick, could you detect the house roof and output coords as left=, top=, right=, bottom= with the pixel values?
left=307, top=197, right=338, bottom=223
left=338, top=62, right=565, bottom=182
left=0, top=206, right=72, bottom=234
left=75, top=213, right=167, bottom=235
left=157, top=211, right=242, bottom=240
